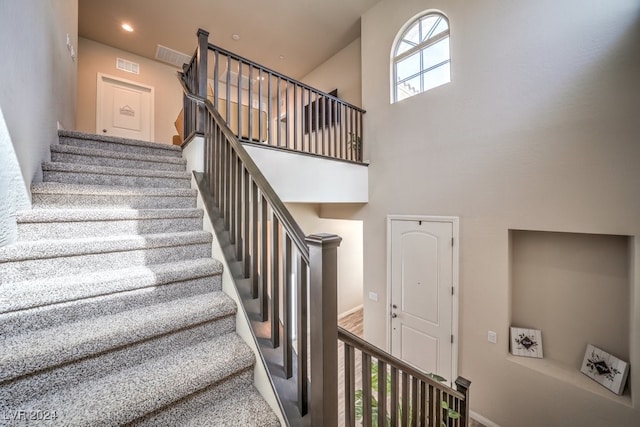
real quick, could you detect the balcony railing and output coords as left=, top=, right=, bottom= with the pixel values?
left=182, top=30, right=365, bottom=163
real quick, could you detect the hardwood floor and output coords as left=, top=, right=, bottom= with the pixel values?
left=338, top=308, right=364, bottom=337
left=337, top=308, right=363, bottom=426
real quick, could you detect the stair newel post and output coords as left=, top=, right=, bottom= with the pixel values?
left=306, top=233, right=342, bottom=427
left=196, top=28, right=209, bottom=134
left=455, top=376, right=471, bottom=426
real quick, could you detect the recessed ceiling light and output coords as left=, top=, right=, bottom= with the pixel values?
left=231, top=34, right=240, bottom=41
left=121, top=23, right=134, bottom=32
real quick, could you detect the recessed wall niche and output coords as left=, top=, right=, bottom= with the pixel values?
left=510, top=230, right=631, bottom=374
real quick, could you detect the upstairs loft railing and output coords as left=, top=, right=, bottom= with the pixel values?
left=182, top=29, right=366, bottom=163
left=180, top=28, right=470, bottom=426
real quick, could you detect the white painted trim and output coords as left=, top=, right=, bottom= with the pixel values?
left=470, top=410, right=501, bottom=427
left=96, top=73, right=155, bottom=141
left=338, top=304, right=363, bottom=320
left=386, top=214, right=460, bottom=383
left=244, top=144, right=368, bottom=203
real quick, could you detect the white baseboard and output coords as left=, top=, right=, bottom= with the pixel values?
left=470, top=410, right=500, bottom=427
left=338, top=304, right=363, bottom=320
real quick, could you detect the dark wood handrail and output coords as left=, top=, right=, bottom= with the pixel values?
left=338, top=327, right=467, bottom=400
left=177, top=73, right=310, bottom=263
left=206, top=42, right=366, bottom=114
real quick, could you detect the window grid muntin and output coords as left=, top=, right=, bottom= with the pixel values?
left=395, top=15, right=448, bottom=57
left=396, top=59, right=450, bottom=86
left=393, top=13, right=450, bottom=102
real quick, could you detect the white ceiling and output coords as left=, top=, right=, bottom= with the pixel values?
left=78, top=0, right=382, bottom=79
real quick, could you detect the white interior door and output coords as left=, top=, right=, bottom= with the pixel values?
left=97, top=73, right=154, bottom=141
left=389, top=217, right=457, bottom=382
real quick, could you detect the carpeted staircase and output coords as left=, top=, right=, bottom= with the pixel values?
left=0, top=130, right=280, bottom=426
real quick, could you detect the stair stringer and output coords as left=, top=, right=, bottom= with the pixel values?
left=190, top=172, right=287, bottom=426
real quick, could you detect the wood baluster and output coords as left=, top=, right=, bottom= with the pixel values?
left=270, top=214, right=280, bottom=347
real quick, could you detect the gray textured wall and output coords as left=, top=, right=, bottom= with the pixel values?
left=0, top=0, right=78, bottom=246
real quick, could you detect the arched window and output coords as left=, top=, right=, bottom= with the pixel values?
left=392, top=12, right=450, bottom=102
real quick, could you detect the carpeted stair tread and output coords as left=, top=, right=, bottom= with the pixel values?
left=0, top=258, right=222, bottom=315
left=0, top=231, right=212, bottom=283
left=16, top=207, right=202, bottom=223
left=16, top=207, right=204, bottom=240
left=31, top=182, right=197, bottom=209
left=0, top=230, right=212, bottom=263
left=0, top=275, right=224, bottom=336
left=0, top=291, right=237, bottom=383
left=42, top=161, right=191, bottom=180
left=42, top=161, right=191, bottom=189
left=51, top=143, right=187, bottom=171
left=2, top=332, right=255, bottom=426
left=134, top=373, right=280, bottom=426
left=0, top=318, right=237, bottom=407
left=31, top=182, right=196, bottom=197
left=59, top=129, right=182, bottom=158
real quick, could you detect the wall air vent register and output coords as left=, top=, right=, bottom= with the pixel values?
left=116, top=58, right=139, bottom=75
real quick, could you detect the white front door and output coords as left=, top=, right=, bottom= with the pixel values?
left=97, top=73, right=154, bottom=141
left=389, top=217, right=457, bottom=383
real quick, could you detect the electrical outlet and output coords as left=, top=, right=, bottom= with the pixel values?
left=488, top=330, right=497, bottom=344
left=368, top=291, right=378, bottom=302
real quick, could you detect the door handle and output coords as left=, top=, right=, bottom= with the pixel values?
left=103, top=129, right=107, bottom=133
left=391, top=313, right=397, bottom=318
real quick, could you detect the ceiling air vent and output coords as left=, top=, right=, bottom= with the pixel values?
left=155, top=44, right=192, bottom=68
left=116, top=58, right=139, bottom=74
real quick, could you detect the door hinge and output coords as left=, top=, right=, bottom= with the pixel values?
left=451, top=286, right=454, bottom=296
left=451, top=335, right=454, bottom=344
left=451, top=237, right=454, bottom=247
